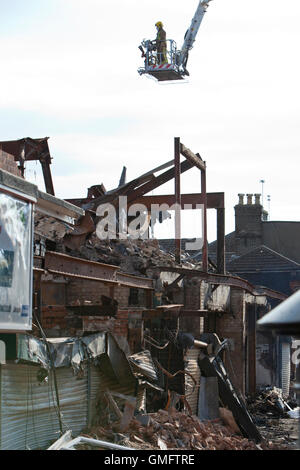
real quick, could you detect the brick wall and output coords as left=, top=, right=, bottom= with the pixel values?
left=41, top=306, right=69, bottom=330
left=128, top=310, right=144, bottom=354
left=216, top=288, right=246, bottom=395
left=179, top=316, right=204, bottom=340
left=184, top=278, right=201, bottom=310
left=0, top=148, right=22, bottom=177
left=66, top=278, right=131, bottom=308
left=81, top=309, right=144, bottom=355
left=81, top=310, right=129, bottom=337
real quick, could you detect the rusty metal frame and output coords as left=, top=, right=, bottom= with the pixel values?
left=116, top=272, right=154, bottom=290
left=0, top=137, right=55, bottom=195
left=44, top=251, right=154, bottom=290
left=67, top=137, right=224, bottom=273
left=155, top=266, right=287, bottom=301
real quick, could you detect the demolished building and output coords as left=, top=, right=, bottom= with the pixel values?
left=0, top=137, right=294, bottom=450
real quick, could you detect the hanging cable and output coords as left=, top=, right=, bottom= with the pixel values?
left=32, top=311, right=63, bottom=435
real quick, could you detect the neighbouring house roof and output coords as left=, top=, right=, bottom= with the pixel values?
left=158, top=237, right=236, bottom=267
left=227, top=245, right=300, bottom=274
left=208, top=231, right=236, bottom=254
left=262, top=221, right=300, bottom=265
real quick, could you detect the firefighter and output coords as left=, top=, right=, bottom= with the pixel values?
left=155, top=21, right=167, bottom=64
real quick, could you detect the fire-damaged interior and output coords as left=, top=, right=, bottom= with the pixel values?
left=0, top=136, right=299, bottom=451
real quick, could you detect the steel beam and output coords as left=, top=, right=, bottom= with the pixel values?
left=126, top=159, right=193, bottom=204
left=155, top=266, right=288, bottom=300
left=130, top=192, right=224, bottom=210
left=217, top=208, right=225, bottom=274
left=45, top=251, right=120, bottom=283
left=247, top=303, right=257, bottom=396
left=180, top=143, right=206, bottom=171
left=44, top=251, right=155, bottom=290
left=201, top=166, right=208, bottom=272
left=174, top=137, right=181, bottom=263
left=117, top=272, right=154, bottom=290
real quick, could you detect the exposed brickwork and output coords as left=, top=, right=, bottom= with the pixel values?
left=66, top=278, right=135, bottom=309
left=128, top=310, right=144, bottom=353
left=41, top=306, right=69, bottom=329
left=216, top=288, right=246, bottom=395
left=114, top=309, right=129, bottom=337
left=81, top=310, right=129, bottom=337
left=179, top=316, right=204, bottom=340
left=184, top=278, right=201, bottom=310
left=81, top=309, right=144, bottom=354
left=66, top=279, right=110, bottom=304
left=0, top=148, right=22, bottom=177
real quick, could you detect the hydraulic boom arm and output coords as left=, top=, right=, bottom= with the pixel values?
left=178, top=0, right=212, bottom=70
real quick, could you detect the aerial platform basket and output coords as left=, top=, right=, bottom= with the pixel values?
left=138, top=39, right=187, bottom=82
left=138, top=1, right=213, bottom=83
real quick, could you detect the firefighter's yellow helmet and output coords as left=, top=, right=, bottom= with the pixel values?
left=155, top=21, right=163, bottom=28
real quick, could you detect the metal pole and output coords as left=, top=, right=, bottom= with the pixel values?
left=201, top=167, right=208, bottom=272
left=174, top=137, right=181, bottom=264
left=260, top=179, right=265, bottom=208
left=216, top=207, right=225, bottom=274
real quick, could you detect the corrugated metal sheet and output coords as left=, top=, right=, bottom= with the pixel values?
left=88, top=363, right=103, bottom=426
left=0, top=363, right=88, bottom=450
left=184, top=348, right=201, bottom=415
left=128, top=350, right=158, bottom=381
left=281, top=343, right=291, bottom=398
left=0, top=335, right=153, bottom=449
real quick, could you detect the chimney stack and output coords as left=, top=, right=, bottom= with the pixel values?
left=235, top=192, right=263, bottom=255
left=238, top=193, right=245, bottom=205
left=246, top=194, right=253, bottom=205
left=254, top=193, right=261, bottom=205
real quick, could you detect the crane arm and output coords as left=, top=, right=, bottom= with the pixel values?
left=178, top=0, right=212, bottom=69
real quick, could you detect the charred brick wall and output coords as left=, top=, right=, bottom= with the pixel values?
left=81, top=310, right=129, bottom=337
left=41, top=305, right=69, bottom=330
left=215, top=288, right=246, bottom=395
left=0, top=148, right=22, bottom=177
left=184, top=278, right=201, bottom=310
left=66, top=278, right=131, bottom=308
left=127, top=310, right=144, bottom=353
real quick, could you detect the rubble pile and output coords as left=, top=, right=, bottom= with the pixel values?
left=84, top=409, right=285, bottom=451
left=247, top=387, right=289, bottom=418
left=35, top=213, right=200, bottom=276
left=72, top=235, right=202, bottom=276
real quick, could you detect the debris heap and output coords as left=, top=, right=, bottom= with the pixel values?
left=84, top=408, right=287, bottom=451
left=35, top=214, right=201, bottom=276
left=247, top=387, right=290, bottom=418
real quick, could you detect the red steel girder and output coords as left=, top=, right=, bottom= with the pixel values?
left=155, top=266, right=287, bottom=301
left=130, top=192, right=224, bottom=210
left=44, top=251, right=154, bottom=290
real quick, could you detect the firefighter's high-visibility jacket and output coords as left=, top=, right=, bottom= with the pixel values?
left=156, top=27, right=166, bottom=53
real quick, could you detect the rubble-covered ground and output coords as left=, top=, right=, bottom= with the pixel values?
left=254, top=416, right=298, bottom=450
left=247, top=388, right=299, bottom=450
left=78, top=408, right=293, bottom=451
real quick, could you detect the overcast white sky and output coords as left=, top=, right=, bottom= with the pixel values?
left=0, top=0, right=299, bottom=241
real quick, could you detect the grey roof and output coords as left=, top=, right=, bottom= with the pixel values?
left=208, top=231, right=236, bottom=253
left=227, top=245, right=300, bottom=273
